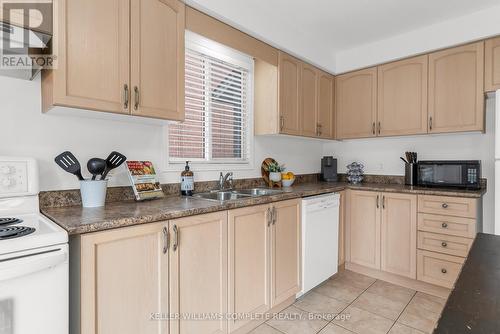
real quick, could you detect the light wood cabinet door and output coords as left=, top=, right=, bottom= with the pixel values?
left=335, top=67, right=378, bottom=139
left=485, top=37, right=500, bottom=92
left=44, top=0, right=130, bottom=114
left=278, top=52, right=301, bottom=135
left=80, top=222, right=168, bottom=334
left=169, top=211, right=228, bottom=334
left=380, top=193, right=417, bottom=279
left=131, top=0, right=185, bottom=120
left=377, top=55, right=428, bottom=136
left=228, top=205, right=271, bottom=333
left=348, top=190, right=380, bottom=269
left=300, top=63, right=319, bottom=137
left=271, top=199, right=301, bottom=307
left=428, top=42, right=484, bottom=133
left=338, top=191, right=346, bottom=266
left=318, top=71, right=335, bottom=139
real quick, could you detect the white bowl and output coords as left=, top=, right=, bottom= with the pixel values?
left=282, top=178, right=295, bottom=187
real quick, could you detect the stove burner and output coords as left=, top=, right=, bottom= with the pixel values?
left=0, top=226, right=35, bottom=239
left=0, top=217, right=23, bottom=226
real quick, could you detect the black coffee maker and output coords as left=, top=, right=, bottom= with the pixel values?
left=321, top=156, right=337, bottom=182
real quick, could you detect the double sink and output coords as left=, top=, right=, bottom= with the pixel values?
left=193, top=188, right=283, bottom=202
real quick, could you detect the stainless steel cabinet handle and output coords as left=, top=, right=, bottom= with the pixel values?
left=441, top=268, right=447, bottom=274
left=382, top=195, right=385, bottom=209
left=267, top=207, right=272, bottom=227
left=123, top=84, right=129, bottom=109
left=372, top=122, right=376, bottom=135
left=442, top=203, right=448, bottom=209
left=376, top=195, right=379, bottom=209
left=317, top=123, right=322, bottom=136
left=442, top=223, right=448, bottom=228
left=172, top=225, right=179, bottom=252
left=162, top=226, right=169, bottom=254
left=378, top=122, right=381, bottom=135
left=272, top=207, right=277, bottom=225
left=441, top=242, right=448, bottom=248
left=134, top=86, right=139, bottom=110
left=280, top=116, right=285, bottom=131
left=429, top=116, right=433, bottom=131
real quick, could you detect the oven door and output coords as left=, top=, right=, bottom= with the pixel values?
left=0, top=244, right=68, bottom=334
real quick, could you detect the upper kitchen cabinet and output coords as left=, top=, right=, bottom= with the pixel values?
left=300, top=63, right=319, bottom=137
left=42, top=0, right=185, bottom=121
left=278, top=52, right=302, bottom=135
left=130, top=0, right=185, bottom=120
left=377, top=55, right=428, bottom=136
left=317, top=70, right=335, bottom=139
left=428, top=42, right=485, bottom=133
left=255, top=57, right=335, bottom=139
left=485, top=37, right=500, bottom=92
left=42, top=0, right=130, bottom=114
left=335, top=67, right=378, bottom=139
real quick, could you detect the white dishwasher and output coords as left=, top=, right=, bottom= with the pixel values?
left=298, top=193, right=340, bottom=297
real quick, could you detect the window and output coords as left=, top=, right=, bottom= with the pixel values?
left=168, top=32, right=253, bottom=165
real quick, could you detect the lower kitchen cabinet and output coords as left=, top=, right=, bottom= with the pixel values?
left=380, top=193, right=417, bottom=279
left=348, top=190, right=381, bottom=269
left=271, top=199, right=302, bottom=307
left=348, top=191, right=417, bottom=278
left=228, top=205, right=271, bottom=333
left=72, top=202, right=301, bottom=334
left=169, top=211, right=228, bottom=334
left=78, top=222, right=169, bottom=334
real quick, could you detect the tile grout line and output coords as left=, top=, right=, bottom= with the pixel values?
left=385, top=290, right=418, bottom=334
left=323, top=277, right=379, bottom=333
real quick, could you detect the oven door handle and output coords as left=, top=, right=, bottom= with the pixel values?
left=0, top=248, right=67, bottom=282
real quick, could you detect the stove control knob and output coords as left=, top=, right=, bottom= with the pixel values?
left=0, top=166, right=11, bottom=175
left=1, top=177, right=13, bottom=187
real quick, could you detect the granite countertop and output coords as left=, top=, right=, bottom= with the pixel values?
left=434, top=233, right=500, bottom=333
left=41, top=181, right=486, bottom=235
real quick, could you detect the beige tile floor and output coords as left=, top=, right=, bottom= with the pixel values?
left=251, top=270, right=446, bottom=334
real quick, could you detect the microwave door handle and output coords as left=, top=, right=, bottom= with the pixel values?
left=0, top=249, right=67, bottom=282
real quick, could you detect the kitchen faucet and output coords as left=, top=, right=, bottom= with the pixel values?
left=218, top=172, right=233, bottom=190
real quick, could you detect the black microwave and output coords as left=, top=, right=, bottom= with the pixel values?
left=417, top=160, right=481, bottom=189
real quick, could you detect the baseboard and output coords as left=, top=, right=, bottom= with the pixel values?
left=346, top=262, right=451, bottom=299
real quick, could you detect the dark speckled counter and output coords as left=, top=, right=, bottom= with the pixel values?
left=434, top=233, right=500, bottom=334
left=41, top=181, right=486, bottom=235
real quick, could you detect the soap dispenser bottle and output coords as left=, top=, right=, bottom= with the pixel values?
left=181, top=161, right=194, bottom=196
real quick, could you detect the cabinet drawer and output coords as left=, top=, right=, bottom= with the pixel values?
left=418, top=195, right=477, bottom=218
left=418, top=213, right=476, bottom=238
left=417, top=231, right=473, bottom=257
left=417, top=250, right=464, bottom=288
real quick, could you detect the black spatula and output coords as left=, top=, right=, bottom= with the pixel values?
left=54, top=151, right=85, bottom=180
left=101, top=151, right=127, bottom=180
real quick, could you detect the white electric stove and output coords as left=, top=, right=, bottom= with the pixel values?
left=0, top=157, right=68, bottom=334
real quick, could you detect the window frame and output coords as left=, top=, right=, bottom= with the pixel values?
left=164, top=31, right=255, bottom=172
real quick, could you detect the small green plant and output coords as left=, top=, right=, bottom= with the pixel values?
left=268, top=162, right=285, bottom=173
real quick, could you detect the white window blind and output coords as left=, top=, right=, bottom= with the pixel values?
left=169, top=38, right=252, bottom=164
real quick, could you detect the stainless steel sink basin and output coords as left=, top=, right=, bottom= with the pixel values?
left=193, top=191, right=252, bottom=202
left=193, top=188, right=283, bottom=202
left=234, top=188, right=283, bottom=196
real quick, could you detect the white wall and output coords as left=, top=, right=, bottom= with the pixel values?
left=323, top=97, right=496, bottom=233
left=0, top=75, right=324, bottom=191
left=336, top=3, right=500, bottom=73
